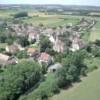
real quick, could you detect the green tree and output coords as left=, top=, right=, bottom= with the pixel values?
left=16, top=50, right=28, bottom=59
left=91, top=45, right=100, bottom=57
left=19, top=74, right=59, bottom=100
left=95, top=39, right=100, bottom=46
left=0, top=60, right=42, bottom=100
left=17, top=36, right=29, bottom=47
left=14, top=12, right=28, bottom=18
left=40, top=35, right=52, bottom=52
left=60, top=50, right=87, bottom=84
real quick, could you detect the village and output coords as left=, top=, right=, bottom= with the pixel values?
left=0, top=18, right=96, bottom=73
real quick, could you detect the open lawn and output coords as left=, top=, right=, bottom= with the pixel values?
left=51, top=68, right=100, bottom=100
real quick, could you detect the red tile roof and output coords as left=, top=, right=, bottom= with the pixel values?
left=27, top=48, right=37, bottom=54
left=39, top=52, right=50, bottom=61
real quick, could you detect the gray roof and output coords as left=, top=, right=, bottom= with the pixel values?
left=48, top=63, right=62, bottom=70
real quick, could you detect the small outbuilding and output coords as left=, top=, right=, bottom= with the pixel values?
left=47, top=63, right=62, bottom=73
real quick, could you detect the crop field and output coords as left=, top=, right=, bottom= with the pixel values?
left=22, top=16, right=79, bottom=27
left=51, top=67, right=100, bottom=100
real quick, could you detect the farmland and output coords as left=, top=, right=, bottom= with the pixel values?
left=0, top=8, right=100, bottom=28
left=21, top=16, right=79, bottom=27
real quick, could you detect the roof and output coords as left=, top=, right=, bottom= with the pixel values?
left=29, top=32, right=38, bottom=36
left=27, top=48, right=37, bottom=54
left=49, top=63, right=62, bottom=69
left=6, top=44, right=19, bottom=53
left=72, top=37, right=80, bottom=44
left=39, top=52, right=50, bottom=61
left=42, top=28, right=54, bottom=35
left=0, top=53, right=10, bottom=61
left=47, top=63, right=62, bottom=73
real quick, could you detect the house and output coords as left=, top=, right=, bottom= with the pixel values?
left=38, top=52, right=53, bottom=67
left=28, top=32, right=39, bottom=43
left=0, top=53, right=18, bottom=68
left=6, top=44, right=19, bottom=54
left=47, top=63, right=62, bottom=73
left=53, top=39, right=65, bottom=53
left=50, top=34, right=65, bottom=53
left=42, top=28, right=54, bottom=37
left=70, top=37, right=86, bottom=52
left=0, top=53, right=10, bottom=62
left=7, top=57, right=18, bottom=65
left=27, top=48, right=39, bottom=57
left=79, top=18, right=89, bottom=27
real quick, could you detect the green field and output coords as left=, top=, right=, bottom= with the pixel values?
left=0, top=43, right=7, bottom=49
left=22, top=16, right=79, bottom=27
left=89, top=31, right=100, bottom=41
left=51, top=68, right=100, bottom=100
left=89, top=17, right=100, bottom=41
left=1, top=8, right=100, bottom=28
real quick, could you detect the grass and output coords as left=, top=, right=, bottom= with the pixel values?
left=89, top=31, right=100, bottom=41
left=51, top=67, right=100, bottom=100
left=84, top=57, right=100, bottom=72
left=21, top=15, right=79, bottom=27
left=89, top=17, right=100, bottom=41
left=0, top=43, right=7, bottom=49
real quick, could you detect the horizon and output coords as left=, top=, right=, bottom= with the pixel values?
left=0, top=0, right=100, bottom=7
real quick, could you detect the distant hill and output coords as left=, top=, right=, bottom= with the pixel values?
left=0, top=4, right=100, bottom=12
